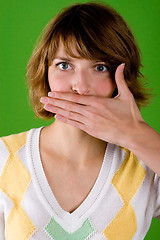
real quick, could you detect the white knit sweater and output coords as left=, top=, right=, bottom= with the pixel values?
left=0, top=127, right=159, bottom=239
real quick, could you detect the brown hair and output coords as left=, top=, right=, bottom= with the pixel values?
left=26, top=1, right=152, bottom=120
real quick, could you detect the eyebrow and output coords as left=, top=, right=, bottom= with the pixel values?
left=54, top=57, right=73, bottom=62
left=53, top=57, right=106, bottom=63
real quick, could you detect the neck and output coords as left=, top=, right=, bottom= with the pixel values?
left=41, top=119, right=107, bottom=168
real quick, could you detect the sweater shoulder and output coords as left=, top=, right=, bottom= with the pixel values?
left=0, top=130, right=29, bottom=154
left=0, top=131, right=29, bottom=175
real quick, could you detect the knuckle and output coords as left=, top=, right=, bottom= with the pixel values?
left=50, top=98, right=55, bottom=105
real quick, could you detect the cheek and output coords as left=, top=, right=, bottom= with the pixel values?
left=48, top=71, right=69, bottom=92
left=49, top=80, right=64, bottom=91
left=94, top=79, right=116, bottom=97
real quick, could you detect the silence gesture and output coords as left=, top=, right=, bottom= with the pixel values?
left=41, top=63, right=144, bottom=147
left=41, top=63, right=160, bottom=176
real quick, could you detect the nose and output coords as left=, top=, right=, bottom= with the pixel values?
left=71, top=69, right=90, bottom=95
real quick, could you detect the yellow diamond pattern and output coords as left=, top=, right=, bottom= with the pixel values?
left=103, top=148, right=146, bottom=240
left=0, top=131, right=37, bottom=239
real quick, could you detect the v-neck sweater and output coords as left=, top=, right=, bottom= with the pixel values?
left=0, top=127, right=160, bottom=240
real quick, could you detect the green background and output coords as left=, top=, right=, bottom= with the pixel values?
left=0, top=0, right=160, bottom=238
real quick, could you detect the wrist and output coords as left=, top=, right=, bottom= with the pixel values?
left=126, top=121, right=159, bottom=156
left=124, top=121, right=148, bottom=153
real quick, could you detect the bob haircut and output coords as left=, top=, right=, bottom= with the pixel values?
left=26, top=1, right=151, bottom=120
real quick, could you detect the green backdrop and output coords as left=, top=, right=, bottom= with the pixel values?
left=1, top=0, right=160, bottom=238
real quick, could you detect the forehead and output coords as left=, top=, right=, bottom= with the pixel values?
left=54, top=42, right=82, bottom=59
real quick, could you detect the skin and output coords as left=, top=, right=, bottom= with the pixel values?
left=47, top=51, right=116, bottom=97
left=40, top=44, right=160, bottom=176
left=40, top=44, right=116, bottom=168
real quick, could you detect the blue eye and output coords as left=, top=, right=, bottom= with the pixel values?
left=56, top=62, right=71, bottom=70
left=94, top=64, right=107, bottom=72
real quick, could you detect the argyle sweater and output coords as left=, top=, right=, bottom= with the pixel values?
left=0, top=127, right=160, bottom=240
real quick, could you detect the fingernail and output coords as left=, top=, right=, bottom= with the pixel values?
left=120, top=63, right=125, bottom=72
left=48, top=92, right=55, bottom=97
left=40, top=97, right=48, bottom=104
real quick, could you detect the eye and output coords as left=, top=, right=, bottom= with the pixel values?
left=56, top=62, right=72, bottom=70
left=94, top=64, right=108, bottom=72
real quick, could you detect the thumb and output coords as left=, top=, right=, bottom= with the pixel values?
left=114, top=63, right=130, bottom=98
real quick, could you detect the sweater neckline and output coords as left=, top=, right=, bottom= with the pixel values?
left=27, top=127, right=115, bottom=231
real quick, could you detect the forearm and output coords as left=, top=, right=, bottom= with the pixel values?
left=127, top=122, right=160, bottom=177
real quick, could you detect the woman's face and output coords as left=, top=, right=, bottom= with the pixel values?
left=48, top=44, right=116, bottom=97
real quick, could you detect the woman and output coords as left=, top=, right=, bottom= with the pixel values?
left=0, top=2, right=160, bottom=239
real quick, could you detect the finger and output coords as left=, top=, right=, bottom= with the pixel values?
left=55, top=114, right=88, bottom=132
left=115, top=63, right=131, bottom=98
left=44, top=104, right=89, bottom=124
left=41, top=97, right=88, bottom=115
left=48, top=91, right=96, bottom=106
